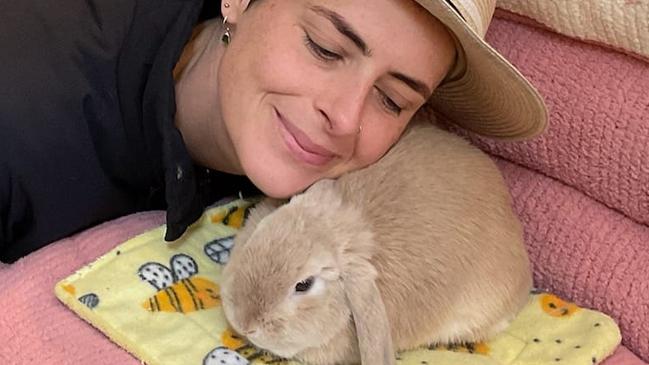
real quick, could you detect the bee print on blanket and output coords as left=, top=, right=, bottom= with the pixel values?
left=211, top=204, right=253, bottom=229
left=203, top=328, right=290, bottom=365
left=540, top=293, right=580, bottom=318
left=204, top=236, right=235, bottom=265
left=204, top=347, right=250, bottom=365
left=205, top=202, right=255, bottom=265
left=61, top=284, right=100, bottom=310
left=137, top=253, right=221, bottom=313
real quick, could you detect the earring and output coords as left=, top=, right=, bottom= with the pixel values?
left=358, top=124, right=363, bottom=135
left=222, top=15, right=232, bottom=45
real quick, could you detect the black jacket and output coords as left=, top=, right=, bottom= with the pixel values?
left=0, top=0, right=257, bottom=263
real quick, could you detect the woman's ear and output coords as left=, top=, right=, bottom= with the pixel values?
left=222, top=0, right=253, bottom=25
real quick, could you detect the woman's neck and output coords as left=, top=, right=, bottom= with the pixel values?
left=173, top=19, right=243, bottom=175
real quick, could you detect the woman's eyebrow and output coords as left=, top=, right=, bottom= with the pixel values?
left=308, top=5, right=431, bottom=100
left=389, top=71, right=432, bottom=99
left=308, top=5, right=371, bottom=56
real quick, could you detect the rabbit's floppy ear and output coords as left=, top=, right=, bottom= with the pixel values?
left=342, top=260, right=396, bottom=365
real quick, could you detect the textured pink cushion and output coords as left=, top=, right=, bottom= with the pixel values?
left=458, top=16, right=649, bottom=226
left=0, top=211, right=164, bottom=365
left=493, top=3, right=649, bottom=63
left=606, top=347, right=649, bottom=365
left=496, top=157, right=649, bottom=362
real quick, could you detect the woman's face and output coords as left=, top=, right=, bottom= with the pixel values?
left=219, top=0, right=456, bottom=198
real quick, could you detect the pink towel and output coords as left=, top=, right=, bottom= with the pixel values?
left=451, top=16, right=649, bottom=226
left=607, top=347, right=649, bottom=365
left=495, top=157, right=649, bottom=362
left=0, top=211, right=165, bottom=365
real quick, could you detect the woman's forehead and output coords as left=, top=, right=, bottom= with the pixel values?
left=299, top=0, right=441, bottom=32
left=296, top=0, right=455, bottom=83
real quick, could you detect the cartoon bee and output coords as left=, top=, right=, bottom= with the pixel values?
left=427, top=342, right=490, bottom=355
left=203, top=347, right=250, bottom=365
left=205, top=202, right=255, bottom=265
left=61, top=284, right=100, bottom=310
left=138, top=254, right=221, bottom=313
left=211, top=203, right=254, bottom=229
left=211, top=327, right=288, bottom=365
left=204, top=236, right=235, bottom=265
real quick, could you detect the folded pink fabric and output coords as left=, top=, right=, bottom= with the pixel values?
left=606, top=346, right=649, bottom=365
left=495, top=157, right=649, bottom=362
left=0, top=211, right=164, bottom=365
left=458, top=16, right=649, bottom=226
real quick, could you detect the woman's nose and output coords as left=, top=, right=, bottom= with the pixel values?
left=315, top=77, right=370, bottom=136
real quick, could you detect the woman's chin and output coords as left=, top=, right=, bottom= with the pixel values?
left=245, top=168, right=315, bottom=199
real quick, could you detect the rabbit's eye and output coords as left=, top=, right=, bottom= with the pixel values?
left=295, top=276, right=315, bottom=293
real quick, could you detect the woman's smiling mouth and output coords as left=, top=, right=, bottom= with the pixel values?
left=275, top=108, right=337, bottom=166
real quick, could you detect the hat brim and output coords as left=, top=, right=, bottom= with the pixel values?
left=415, top=0, right=549, bottom=140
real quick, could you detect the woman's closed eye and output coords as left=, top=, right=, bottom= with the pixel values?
left=303, top=31, right=403, bottom=116
left=303, top=32, right=342, bottom=62
left=376, top=88, right=403, bottom=115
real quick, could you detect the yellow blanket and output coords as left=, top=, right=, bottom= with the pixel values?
left=55, top=199, right=621, bottom=365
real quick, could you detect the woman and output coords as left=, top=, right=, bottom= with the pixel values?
left=0, top=0, right=547, bottom=263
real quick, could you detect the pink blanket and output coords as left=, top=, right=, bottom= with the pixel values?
left=473, top=16, right=649, bottom=227
left=480, top=14, right=649, bottom=361
left=496, top=158, right=649, bottom=361
left=0, top=211, right=165, bottom=365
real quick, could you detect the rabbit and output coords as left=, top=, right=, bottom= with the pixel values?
left=220, top=117, right=533, bottom=365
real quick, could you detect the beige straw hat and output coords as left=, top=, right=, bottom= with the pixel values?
left=415, top=0, right=548, bottom=140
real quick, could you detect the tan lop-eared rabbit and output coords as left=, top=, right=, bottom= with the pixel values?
left=220, top=119, right=533, bottom=365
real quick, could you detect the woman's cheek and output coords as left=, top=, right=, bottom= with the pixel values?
left=355, top=118, right=404, bottom=165
left=254, top=45, right=313, bottom=94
